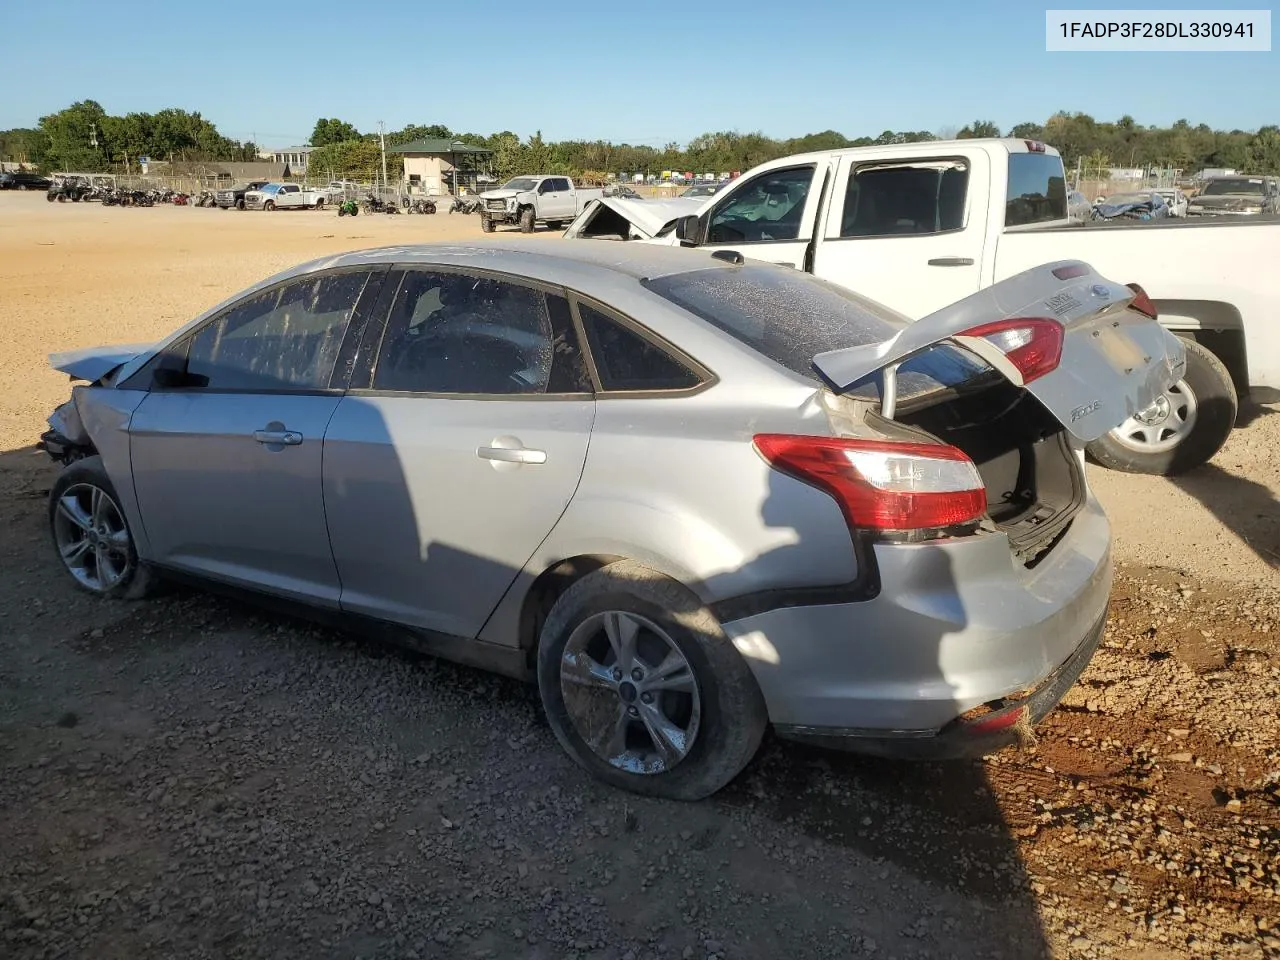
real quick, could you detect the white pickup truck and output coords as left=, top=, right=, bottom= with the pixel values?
left=479, top=176, right=604, bottom=234
left=567, top=138, right=1279, bottom=475
left=244, top=182, right=327, bottom=211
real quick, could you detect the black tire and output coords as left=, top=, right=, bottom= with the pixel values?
left=546, top=220, right=563, bottom=231
left=537, top=560, right=767, bottom=801
left=481, top=215, right=495, bottom=233
left=47, top=192, right=56, bottom=202
left=48, top=456, right=159, bottom=601
left=338, top=207, right=347, bottom=217
left=236, top=199, right=245, bottom=211
left=264, top=200, right=275, bottom=211
left=518, top=206, right=536, bottom=233
left=57, top=194, right=67, bottom=202
left=1086, top=336, right=1237, bottom=476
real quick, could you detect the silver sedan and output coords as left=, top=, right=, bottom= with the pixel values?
left=40, top=241, right=1183, bottom=799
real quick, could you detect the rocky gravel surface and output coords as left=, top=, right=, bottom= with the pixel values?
left=1, top=191, right=1278, bottom=959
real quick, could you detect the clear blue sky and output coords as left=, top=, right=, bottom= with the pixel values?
left=0, top=0, right=1273, bottom=146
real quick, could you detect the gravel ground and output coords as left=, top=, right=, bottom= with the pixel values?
left=1, top=192, right=1277, bottom=960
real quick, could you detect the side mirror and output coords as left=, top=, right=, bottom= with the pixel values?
left=674, top=214, right=704, bottom=246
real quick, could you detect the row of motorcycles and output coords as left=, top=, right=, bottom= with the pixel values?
left=45, top=177, right=211, bottom=207
left=336, top=193, right=484, bottom=216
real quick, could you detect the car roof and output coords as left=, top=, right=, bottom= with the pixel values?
left=284, top=240, right=744, bottom=291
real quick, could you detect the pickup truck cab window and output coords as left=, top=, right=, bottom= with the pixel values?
left=707, top=166, right=815, bottom=244
left=539, top=180, right=555, bottom=194
left=1005, top=153, right=1067, bottom=226
left=839, top=159, right=968, bottom=237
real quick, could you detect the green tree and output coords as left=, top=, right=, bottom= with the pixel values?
left=957, top=120, right=1000, bottom=139
left=311, top=118, right=360, bottom=147
left=38, top=99, right=109, bottom=171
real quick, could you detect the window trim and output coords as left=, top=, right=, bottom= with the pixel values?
left=568, top=294, right=717, bottom=399
left=825, top=156, right=973, bottom=242
left=704, top=163, right=819, bottom=247
left=349, top=264, right=595, bottom=401
left=118, top=264, right=388, bottom=396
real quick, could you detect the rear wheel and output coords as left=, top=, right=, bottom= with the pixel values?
left=49, top=457, right=158, bottom=600
left=1086, top=337, right=1237, bottom=476
left=519, top=206, right=536, bottom=233
left=314, top=197, right=324, bottom=209
left=546, top=220, right=563, bottom=231
left=537, top=561, right=767, bottom=800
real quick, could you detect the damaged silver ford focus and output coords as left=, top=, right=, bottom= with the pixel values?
left=39, top=241, right=1182, bottom=799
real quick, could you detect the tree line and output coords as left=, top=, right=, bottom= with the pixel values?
left=3, top=102, right=1278, bottom=181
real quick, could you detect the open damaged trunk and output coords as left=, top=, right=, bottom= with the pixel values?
left=564, top=197, right=699, bottom=241
left=807, top=260, right=1184, bottom=562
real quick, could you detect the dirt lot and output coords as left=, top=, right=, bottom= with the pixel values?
left=1, top=192, right=1277, bottom=960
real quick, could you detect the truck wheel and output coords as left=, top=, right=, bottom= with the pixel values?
left=236, top=199, right=246, bottom=210
left=264, top=200, right=275, bottom=211
left=546, top=220, right=563, bottom=231
left=481, top=215, right=495, bottom=233
left=314, top=198, right=324, bottom=209
left=536, top=560, right=767, bottom=801
left=1085, top=337, right=1237, bottom=476
left=519, top=206, right=536, bottom=233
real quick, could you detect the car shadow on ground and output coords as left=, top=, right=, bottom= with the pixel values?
left=1, top=418, right=1054, bottom=957
left=1172, top=399, right=1279, bottom=569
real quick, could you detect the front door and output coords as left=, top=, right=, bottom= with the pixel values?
left=539, top=178, right=575, bottom=221
left=809, top=151, right=989, bottom=319
left=323, top=267, right=595, bottom=640
left=701, top=163, right=822, bottom=269
left=128, top=267, right=385, bottom=603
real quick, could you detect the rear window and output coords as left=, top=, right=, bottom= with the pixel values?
left=1005, top=153, right=1068, bottom=226
left=641, top=266, right=991, bottom=400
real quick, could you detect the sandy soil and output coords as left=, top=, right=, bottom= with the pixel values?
left=1, top=191, right=1277, bottom=960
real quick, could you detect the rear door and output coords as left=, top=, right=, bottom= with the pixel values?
left=700, top=163, right=825, bottom=269
left=810, top=150, right=989, bottom=317
left=322, top=266, right=595, bottom=640
left=127, top=266, right=386, bottom=602
left=811, top=260, right=1185, bottom=442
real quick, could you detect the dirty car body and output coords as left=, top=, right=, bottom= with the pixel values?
left=39, top=242, right=1183, bottom=799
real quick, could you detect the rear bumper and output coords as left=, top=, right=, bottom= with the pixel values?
left=722, top=494, right=1113, bottom=756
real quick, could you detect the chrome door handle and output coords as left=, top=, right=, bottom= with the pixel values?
left=477, top=445, right=547, bottom=464
left=253, top=429, right=303, bottom=445
left=927, top=257, right=974, bottom=267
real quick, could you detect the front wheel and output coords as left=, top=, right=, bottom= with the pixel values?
left=518, top=206, right=536, bottom=233
left=481, top=215, right=495, bottom=233
left=537, top=561, right=767, bottom=800
left=1086, top=337, right=1237, bottom=476
left=264, top=200, right=275, bottom=211
left=49, top=456, right=159, bottom=600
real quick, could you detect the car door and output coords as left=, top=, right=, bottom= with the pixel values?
left=322, top=266, right=595, bottom=640
left=809, top=151, right=989, bottom=318
left=700, top=164, right=823, bottom=269
left=126, top=266, right=387, bottom=603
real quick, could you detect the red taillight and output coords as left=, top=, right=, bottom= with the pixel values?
left=753, top=436, right=987, bottom=533
left=960, top=317, right=1064, bottom=385
left=1125, top=282, right=1158, bottom=319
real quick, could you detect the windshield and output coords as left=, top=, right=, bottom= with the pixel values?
left=682, top=183, right=719, bottom=197
left=1201, top=178, right=1265, bottom=196
left=642, top=266, right=990, bottom=400
left=502, top=178, right=538, bottom=191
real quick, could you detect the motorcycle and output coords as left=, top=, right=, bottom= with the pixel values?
left=362, top=193, right=399, bottom=214
left=407, top=198, right=437, bottom=215
left=194, top=190, right=216, bottom=207
left=449, top=195, right=482, bottom=215
left=337, top=198, right=360, bottom=217
left=172, top=193, right=191, bottom=205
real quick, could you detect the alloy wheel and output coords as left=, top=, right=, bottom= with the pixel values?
left=52, top=483, right=132, bottom=593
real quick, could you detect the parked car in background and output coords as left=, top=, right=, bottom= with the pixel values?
left=214, top=180, right=271, bottom=210
left=681, top=180, right=728, bottom=200
left=1092, top=192, right=1170, bottom=221
left=1066, top=190, right=1093, bottom=221
left=568, top=137, right=1280, bottom=476
left=478, top=176, right=604, bottom=233
left=244, top=183, right=327, bottom=211
left=37, top=242, right=1180, bottom=799
left=1186, top=176, right=1280, bottom=216
left=1153, top=188, right=1189, bottom=217
left=0, top=171, right=52, bottom=190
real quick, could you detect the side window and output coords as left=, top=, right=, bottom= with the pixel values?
left=183, top=271, right=371, bottom=391
left=840, top=160, right=969, bottom=237
left=1005, top=153, right=1067, bottom=226
left=539, top=180, right=554, bottom=194
left=558, top=178, right=572, bottom=192
left=371, top=271, right=587, bottom=395
left=578, top=303, right=704, bottom=393
left=707, top=166, right=814, bottom=244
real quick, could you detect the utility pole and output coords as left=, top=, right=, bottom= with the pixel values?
left=378, top=120, right=388, bottom=192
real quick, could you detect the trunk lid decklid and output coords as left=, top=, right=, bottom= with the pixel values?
left=811, top=260, right=1185, bottom=443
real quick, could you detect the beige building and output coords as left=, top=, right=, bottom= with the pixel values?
left=388, top=138, right=493, bottom=195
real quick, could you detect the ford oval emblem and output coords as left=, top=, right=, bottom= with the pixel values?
left=1091, top=284, right=1111, bottom=298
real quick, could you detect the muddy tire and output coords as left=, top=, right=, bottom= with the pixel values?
left=236, top=199, right=245, bottom=210
left=537, top=560, right=767, bottom=801
left=519, top=206, right=536, bottom=233
left=49, top=456, right=159, bottom=601
left=263, top=200, right=275, bottom=211
left=1086, top=337, right=1237, bottom=476
left=481, top=215, right=495, bottom=233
